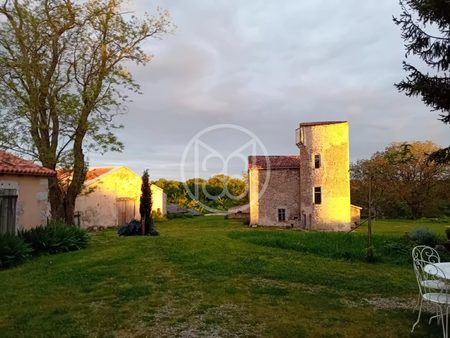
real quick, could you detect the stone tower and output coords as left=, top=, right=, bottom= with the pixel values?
left=296, top=121, right=351, bottom=231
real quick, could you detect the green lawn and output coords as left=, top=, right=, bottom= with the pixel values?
left=1, top=217, right=449, bottom=337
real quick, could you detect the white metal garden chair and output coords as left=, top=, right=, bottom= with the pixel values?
left=412, top=259, right=450, bottom=337
left=411, top=246, right=449, bottom=332
left=412, top=246, right=443, bottom=311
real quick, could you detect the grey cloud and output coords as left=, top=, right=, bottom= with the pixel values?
left=88, top=0, right=449, bottom=179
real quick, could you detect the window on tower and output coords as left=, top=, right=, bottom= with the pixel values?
left=314, top=187, right=322, bottom=205
left=314, top=154, right=321, bottom=169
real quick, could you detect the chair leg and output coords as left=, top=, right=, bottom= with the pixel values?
left=439, top=306, right=446, bottom=338
left=446, top=306, right=449, bottom=338
left=430, top=313, right=440, bottom=325
left=414, top=293, right=421, bottom=312
left=430, top=304, right=441, bottom=325
left=412, top=300, right=423, bottom=332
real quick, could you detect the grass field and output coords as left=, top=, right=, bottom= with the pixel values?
left=1, top=217, right=450, bottom=337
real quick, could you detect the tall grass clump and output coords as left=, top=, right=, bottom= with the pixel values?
left=19, top=222, right=89, bottom=255
left=229, top=230, right=417, bottom=265
left=229, top=231, right=370, bottom=261
left=0, top=233, right=32, bottom=269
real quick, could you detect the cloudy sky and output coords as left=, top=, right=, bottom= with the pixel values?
left=89, top=0, right=448, bottom=180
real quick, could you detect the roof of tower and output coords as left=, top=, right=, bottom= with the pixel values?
left=299, top=121, right=347, bottom=127
left=248, top=155, right=300, bottom=170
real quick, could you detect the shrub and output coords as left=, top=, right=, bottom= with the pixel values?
left=381, top=235, right=416, bottom=264
left=167, top=213, right=193, bottom=219
left=445, top=227, right=450, bottom=240
left=0, top=234, right=32, bottom=269
left=408, top=228, right=440, bottom=247
left=151, top=211, right=167, bottom=222
left=19, top=222, right=89, bottom=254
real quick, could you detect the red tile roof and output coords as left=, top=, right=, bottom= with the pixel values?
left=57, top=167, right=115, bottom=183
left=0, top=150, right=55, bottom=177
left=248, top=156, right=300, bottom=170
left=299, top=121, right=347, bottom=127
left=85, top=167, right=115, bottom=181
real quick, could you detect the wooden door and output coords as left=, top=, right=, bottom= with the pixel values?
left=116, top=198, right=135, bottom=225
left=0, top=189, right=17, bottom=235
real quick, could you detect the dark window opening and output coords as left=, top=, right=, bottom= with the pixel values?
left=314, top=154, right=321, bottom=169
left=277, top=208, right=286, bottom=221
left=314, top=187, right=322, bottom=205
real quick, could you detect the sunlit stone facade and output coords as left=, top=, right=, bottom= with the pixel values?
left=249, top=121, right=357, bottom=231
left=75, top=166, right=167, bottom=228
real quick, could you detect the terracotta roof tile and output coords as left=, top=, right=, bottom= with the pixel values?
left=85, top=167, right=115, bottom=181
left=57, top=167, right=115, bottom=183
left=299, top=121, right=347, bottom=127
left=248, top=155, right=300, bottom=170
left=0, top=150, right=55, bottom=177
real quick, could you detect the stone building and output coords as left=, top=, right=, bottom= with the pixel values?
left=0, top=150, right=55, bottom=234
left=227, top=204, right=250, bottom=220
left=74, top=166, right=166, bottom=228
left=248, top=121, right=360, bottom=231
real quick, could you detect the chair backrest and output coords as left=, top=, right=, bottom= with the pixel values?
left=412, top=245, right=440, bottom=264
left=412, top=246, right=441, bottom=296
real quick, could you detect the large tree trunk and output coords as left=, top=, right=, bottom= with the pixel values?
left=47, top=171, right=85, bottom=225
left=48, top=176, right=66, bottom=221
left=47, top=169, right=84, bottom=225
left=45, top=133, right=87, bottom=225
left=63, top=192, right=76, bottom=225
left=62, top=134, right=87, bottom=225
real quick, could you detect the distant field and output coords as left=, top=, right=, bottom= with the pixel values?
left=0, top=217, right=448, bottom=337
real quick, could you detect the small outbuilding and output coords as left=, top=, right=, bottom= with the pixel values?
left=227, top=204, right=250, bottom=220
left=166, top=203, right=202, bottom=217
left=0, top=150, right=55, bottom=234
left=351, top=204, right=362, bottom=226
left=74, top=166, right=166, bottom=228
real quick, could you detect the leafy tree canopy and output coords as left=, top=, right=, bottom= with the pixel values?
left=351, top=141, right=450, bottom=219
left=153, top=175, right=248, bottom=213
left=0, top=0, right=173, bottom=223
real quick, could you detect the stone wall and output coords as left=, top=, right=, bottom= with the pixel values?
left=298, top=122, right=351, bottom=231
left=249, top=169, right=260, bottom=225
left=250, top=168, right=300, bottom=227
left=75, top=167, right=166, bottom=228
left=351, top=205, right=362, bottom=226
left=0, top=175, right=49, bottom=231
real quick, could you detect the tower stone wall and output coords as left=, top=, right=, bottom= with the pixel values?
left=297, top=122, right=351, bottom=231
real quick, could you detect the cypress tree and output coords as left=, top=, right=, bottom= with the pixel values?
left=139, top=170, right=158, bottom=236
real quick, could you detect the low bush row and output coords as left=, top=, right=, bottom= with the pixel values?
left=0, top=222, right=88, bottom=269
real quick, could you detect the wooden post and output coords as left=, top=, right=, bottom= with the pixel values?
left=367, top=173, right=374, bottom=261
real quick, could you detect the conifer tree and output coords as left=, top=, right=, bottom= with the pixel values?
left=139, top=170, right=158, bottom=236
left=393, top=0, right=450, bottom=163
